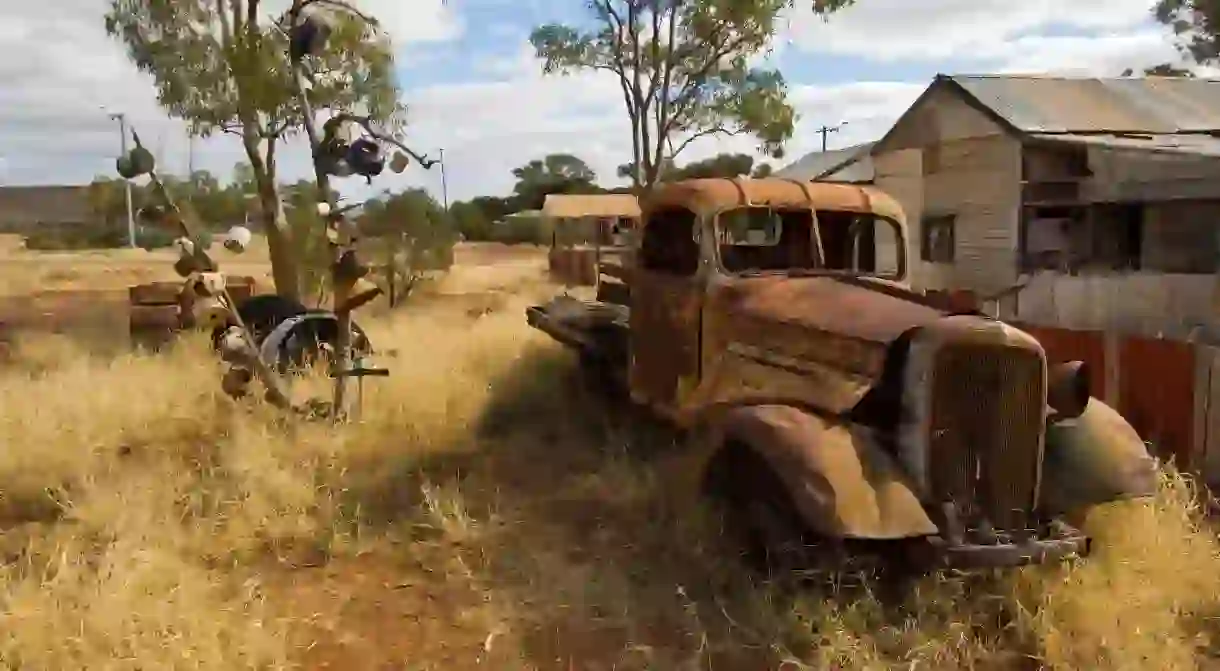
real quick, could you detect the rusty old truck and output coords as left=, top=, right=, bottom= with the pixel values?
left=525, top=177, right=1158, bottom=573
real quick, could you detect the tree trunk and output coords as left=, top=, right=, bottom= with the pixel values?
left=240, top=130, right=301, bottom=302
left=257, top=180, right=302, bottom=302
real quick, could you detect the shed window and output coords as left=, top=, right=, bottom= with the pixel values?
left=1020, top=204, right=1142, bottom=272
left=921, top=214, right=955, bottom=263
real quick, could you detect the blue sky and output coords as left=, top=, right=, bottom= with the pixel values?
left=0, top=0, right=1189, bottom=201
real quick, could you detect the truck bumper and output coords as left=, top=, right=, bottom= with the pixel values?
left=919, top=527, right=1091, bottom=570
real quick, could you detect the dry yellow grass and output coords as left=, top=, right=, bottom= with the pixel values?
left=1, top=252, right=1219, bottom=669
left=0, top=238, right=276, bottom=297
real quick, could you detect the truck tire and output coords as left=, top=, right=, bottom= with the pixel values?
left=702, top=441, right=810, bottom=578
left=210, top=294, right=371, bottom=374
left=577, top=351, right=626, bottom=402
left=704, top=440, right=930, bottom=592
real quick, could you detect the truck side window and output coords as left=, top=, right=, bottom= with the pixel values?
left=640, top=207, right=699, bottom=276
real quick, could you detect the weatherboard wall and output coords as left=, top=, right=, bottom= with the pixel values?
left=872, top=82, right=1021, bottom=293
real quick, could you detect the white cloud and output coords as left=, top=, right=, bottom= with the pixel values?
left=988, top=31, right=1178, bottom=75
left=783, top=0, right=1165, bottom=63
left=0, top=0, right=1195, bottom=205
left=0, top=0, right=458, bottom=196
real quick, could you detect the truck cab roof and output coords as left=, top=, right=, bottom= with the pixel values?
left=645, top=178, right=906, bottom=223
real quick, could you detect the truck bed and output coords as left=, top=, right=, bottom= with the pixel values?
left=526, top=295, right=630, bottom=377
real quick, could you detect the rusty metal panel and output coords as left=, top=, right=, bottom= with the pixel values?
left=927, top=342, right=1044, bottom=530
left=645, top=179, right=906, bottom=223
left=628, top=271, right=702, bottom=412
left=924, top=290, right=979, bottom=312
left=1018, top=324, right=1109, bottom=400
left=952, top=75, right=1220, bottom=133
left=129, top=281, right=182, bottom=306
left=226, top=276, right=257, bottom=303
left=129, top=304, right=181, bottom=331
left=547, top=248, right=598, bottom=286
left=1119, top=336, right=1196, bottom=469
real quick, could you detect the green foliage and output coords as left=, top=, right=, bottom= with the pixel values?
left=617, top=151, right=773, bottom=182
left=449, top=201, right=494, bottom=241
left=22, top=226, right=130, bottom=251
left=492, top=212, right=549, bottom=245
left=359, top=188, right=458, bottom=305
left=509, top=153, right=602, bottom=210
left=103, top=0, right=401, bottom=139
left=278, top=179, right=339, bottom=302
left=529, top=0, right=852, bottom=189
left=448, top=149, right=778, bottom=243
left=448, top=153, right=607, bottom=241
left=104, top=0, right=405, bottom=300
left=1154, top=0, right=1220, bottom=65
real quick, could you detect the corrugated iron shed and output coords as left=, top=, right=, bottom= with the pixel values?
left=543, top=193, right=641, bottom=218
left=1029, top=132, right=1220, bottom=156
left=950, top=74, right=1220, bottom=134
left=775, top=141, right=875, bottom=182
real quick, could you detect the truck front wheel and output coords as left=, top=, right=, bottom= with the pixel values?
left=702, top=441, right=811, bottom=578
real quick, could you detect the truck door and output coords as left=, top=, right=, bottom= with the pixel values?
left=629, top=206, right=703, bottom=415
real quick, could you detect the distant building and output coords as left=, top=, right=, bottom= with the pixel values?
left=0, top=185, right=91, bottom=234
left=775, top=141, right=875, bottom=184
left=870, top=73, right=1220, bottom=336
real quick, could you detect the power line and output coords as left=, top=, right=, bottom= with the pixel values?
left=813, top=121, right=848, bottom=152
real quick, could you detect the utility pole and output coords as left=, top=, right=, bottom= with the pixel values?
left=439, top=148, right=449, bottom=210
left=108, top=112, right=137, bottom=248
left=815, top=121, right=848, bottom=152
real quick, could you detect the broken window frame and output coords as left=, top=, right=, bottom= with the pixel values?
left=921, top=214, right=956, bottom=263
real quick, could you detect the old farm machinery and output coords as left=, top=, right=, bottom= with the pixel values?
left=112, top=0, right=439, bottom=420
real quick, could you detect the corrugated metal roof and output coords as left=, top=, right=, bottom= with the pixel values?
left=1030, top=132, right=1220, bottom=156
left=774, top=141, right=874, bottom=182
left=543, top=193, right=640, bottom=218
left=951, top=74, right=1220, bottom=134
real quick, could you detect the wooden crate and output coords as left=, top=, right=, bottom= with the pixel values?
left=128, top=276, right=260, bottom=345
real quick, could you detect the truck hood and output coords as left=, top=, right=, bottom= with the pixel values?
left=722, top=275, right=947, bottom=346
left=690, top=275, right=952, bottom=419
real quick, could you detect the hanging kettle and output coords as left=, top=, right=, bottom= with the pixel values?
left=346, top=138, right=385, bottom=179
left=289, top=12, right=333, bottom=61
left=116, top=146, right=155, bottom=179
left=389, top=151, right=410, bottom=173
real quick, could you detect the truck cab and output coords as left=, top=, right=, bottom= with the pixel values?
left=625, top=178, right=907, bottom=420
left=526, top=177, right=1156, bottom=573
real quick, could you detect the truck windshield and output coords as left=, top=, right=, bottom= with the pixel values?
left=717, top=207, right=904, bottom=279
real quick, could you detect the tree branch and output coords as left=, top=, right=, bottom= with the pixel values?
left=650, top=0, right=678, bottom=185
left=661, top=31, right=753, bottom=138
left=669, top=125, right=731, bottom=160
left=598, top=0, right=644, bottom=189
left=328, top=112, right=440, bottom=168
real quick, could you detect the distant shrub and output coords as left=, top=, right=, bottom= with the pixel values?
left=22, top=223, right=201, bottom=251
left=491, top=214, right=548, bottom=245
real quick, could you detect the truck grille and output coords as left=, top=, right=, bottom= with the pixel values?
left=927, top=343, right=1045, bottom=531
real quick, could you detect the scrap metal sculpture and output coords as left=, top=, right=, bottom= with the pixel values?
left=113, top=0, right=438, bottom=421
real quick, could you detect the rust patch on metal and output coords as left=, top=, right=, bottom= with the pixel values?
left=629, top=270, right=701, bottom=410
left=645, top=178, right=905, bottom=222
left=718, top=405, right=937, bottom=538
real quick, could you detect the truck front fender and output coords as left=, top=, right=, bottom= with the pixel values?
left=1039, top=398, right=1158, bottom=516
left=716, top=405, right=937, bottom=539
